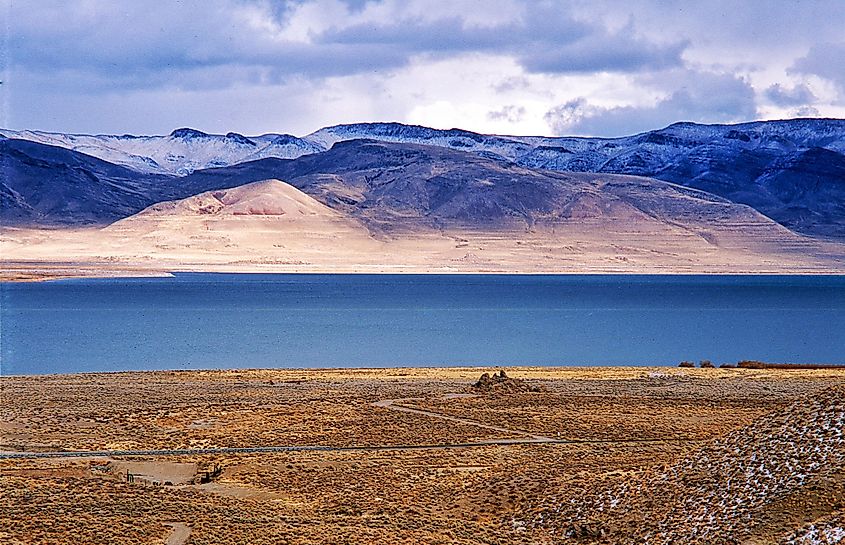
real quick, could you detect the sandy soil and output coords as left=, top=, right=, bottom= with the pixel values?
left=162, top=523, right=191, bottom=545
left=1, top=366, right=843, bottom=544
left=3, top=221, right=844, bottom=281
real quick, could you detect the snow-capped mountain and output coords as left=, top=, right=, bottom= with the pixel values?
left=7, top=138, right=839, bottom=274
left=0, top=137, right=789, bottom=240
left=304, top=118, right=845, bottom=167
left=6, top=119, right=844, bottom=178
left=307, top=119, right=845, bottom=238
left=3, top=118, right=844, bottom=236
left=0, top=128, right=322, bottom=175
left=304, top=122, right=535, bottom=162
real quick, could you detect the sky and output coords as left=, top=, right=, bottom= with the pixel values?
left=2, top=0, right=845, bottom=137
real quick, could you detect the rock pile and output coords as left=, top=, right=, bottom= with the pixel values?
left=535, top=386, right=845, bottom=544
left=470, top=370, right=540, bottom=394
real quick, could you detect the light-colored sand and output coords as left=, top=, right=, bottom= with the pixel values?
left=162, top=522, right=191, bottom=545
left=111, top=461, right=198, bottom=485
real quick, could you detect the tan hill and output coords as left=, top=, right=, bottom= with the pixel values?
left=98, top=179, right=383, bottom=266
left=13, top=179, right=378, bottom=269
left=127, top=179, right=342, bottom=219
left=534, top=386, right=845, bottom=544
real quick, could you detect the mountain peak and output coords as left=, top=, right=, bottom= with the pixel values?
left=170, top=128, right=209, bottom=139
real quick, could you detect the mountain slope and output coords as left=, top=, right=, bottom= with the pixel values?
left=0, top=135, right=833, bottom=254
left=178, top=139, right=795, bottom=242
left=305, top=119, right=845, bottom=237
left=171, top=140, right=845, bottom=272
left=105, top=179, right=378, bottom=257
left=6, top=138, right=842, bottom=273
left=6, top=118, right=843, bottom=237
left=129, top=179, right=343, bottom=219
left=534, top=386, right=845, bottom=544
left=0, top=138, right=174, bottom=225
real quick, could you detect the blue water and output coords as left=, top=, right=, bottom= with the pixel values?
left=2, top=273, right=844, bottom=375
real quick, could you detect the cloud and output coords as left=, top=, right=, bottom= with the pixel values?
left=322, top=6, right=686, bottom=75
left=3, top=0, right=844, bottom=136
left=8, top=0, right=685, bottom=87
left=517, top=23, right=687, bottom=74
left=487, top=105, right=526, bottom=123
left=790, top=42, right=845, bottom=89
left=795, top=105, right=821, bottom=117
left=492, top=76, right=530, bottom=93
left=544, top=99, right=591, bottom=132
left=764, top=83, right=816, bottom=107
left=545, top=71, right=758, bottom=136
left=8, top=1, right=415, bottom=87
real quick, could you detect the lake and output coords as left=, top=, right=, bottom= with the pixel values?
left=2, top=273, right=844, bottom=375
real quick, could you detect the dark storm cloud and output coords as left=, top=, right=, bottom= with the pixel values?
left=8, top=0, right=685, bottom=86
left=517, top=28, right=687, bottom=74
left=8, top=1, right=409, bottom=86
left=321, top=8, right=686, bottom=75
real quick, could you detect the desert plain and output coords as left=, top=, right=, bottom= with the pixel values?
left=1, top=366, right=844, bottom=545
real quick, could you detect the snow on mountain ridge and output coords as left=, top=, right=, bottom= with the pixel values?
left=4, top=118, right=844, bottom=235
left=303, top=122, right=535, bottom=161
left=4, top=118, right=843, bottom=178
left=0, top=128, right=322, bottom=175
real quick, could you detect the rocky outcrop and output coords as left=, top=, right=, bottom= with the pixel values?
left=470, top=370, right=540, bottom=394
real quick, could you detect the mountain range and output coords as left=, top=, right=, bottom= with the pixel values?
left=1, top=118, right=844, bottom=275
left=2, top=118, right=844, bottom=238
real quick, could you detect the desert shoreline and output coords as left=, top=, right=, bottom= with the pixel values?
left=4, top=363, right=845, bottom=379
left=4, top=262, right=845, bottom=283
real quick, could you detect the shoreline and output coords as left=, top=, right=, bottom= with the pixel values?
left=4, top=262, right=845, bottom=283
left=4, top=365, right=845, bottom=379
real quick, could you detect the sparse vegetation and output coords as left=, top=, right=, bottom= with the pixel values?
left=2, top=367, right=842, bottom=544
left=738, top=360, right=845, bottom=370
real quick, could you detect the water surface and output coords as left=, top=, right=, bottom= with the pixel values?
left=2, top=273, right=844, bottom=374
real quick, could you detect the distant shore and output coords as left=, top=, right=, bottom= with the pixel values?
left=4, top=364, right=845, bottom=379
left=4, top=260, right=845, bottom=282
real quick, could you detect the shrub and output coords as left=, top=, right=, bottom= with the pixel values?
left=699, top=360, right=715, bottom=368
left=678, top=361, right=695, bottom=368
